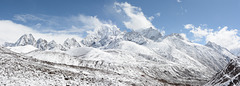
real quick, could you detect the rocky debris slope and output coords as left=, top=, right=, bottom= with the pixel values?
left=205, top=57, right=240, bottom=86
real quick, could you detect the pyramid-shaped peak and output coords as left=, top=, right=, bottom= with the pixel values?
left=136, top=27, right=162, bottom=41
left=64, top=38, right=81, bottom=49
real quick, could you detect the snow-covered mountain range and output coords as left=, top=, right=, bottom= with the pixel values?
left=1, top=25, right=238, bottom=85
left=4, top=34, right=80, bottom=51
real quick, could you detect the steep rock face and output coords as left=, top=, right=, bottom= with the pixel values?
left=82, top=24, right=123, bottom=48
left=137, top=27, right=162, bottom=41
left=123, top=31, right=147, bottom=45
left=205, top=58, right=240, bottom=86
left=14, top=34, right=36, bottom=46
left=36, top=38, right=48, bottom=50
left=63, top=38, right=81, bottom=49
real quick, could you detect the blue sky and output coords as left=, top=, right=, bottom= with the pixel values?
left=0, top=0, right=240, bottom=50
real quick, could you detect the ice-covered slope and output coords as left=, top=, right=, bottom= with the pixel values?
left=205, top=57, right=240, bottom=86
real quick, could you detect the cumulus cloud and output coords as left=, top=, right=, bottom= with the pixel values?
left=114, top=2, right=155, bottom=31
left=206, top=27, right=240, bottom=50
left=184, top=24, right=213, bottom=38
left=184, top=24, right=194, bottom=29
left=0, top=20, right=82, bottom=44
left=73, top=15, right=110, bottom=30
left=185, top=24, right=240, bottom=53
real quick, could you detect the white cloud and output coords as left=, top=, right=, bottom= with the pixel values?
left=114, top=2, right=155, bottom=31
left=185, top=24, right=213, bottom=38
left=75, top=15, right=104, bottom=30
left=0, top=20, right=82, bottom=44
left=184, top=24, right=194, bottom=29
left=206, top=26, right=240, bottom=50
left=11, top=14, right=115, bottom=36
left=185, top=24, right=240, bottom=53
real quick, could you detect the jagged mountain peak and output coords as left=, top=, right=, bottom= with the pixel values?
left=82, top=24, right=123, bottom=47
left=63, top=38, right=81, bottom=49
left=123, top=31, right=147, bottom=45
left=136, top=27, right=162, bottom=41
left=47, top=40, right=66, bottom=51
left=36, top=38, right=48, bottom=50
left=14, top=34, right=36, bottom=46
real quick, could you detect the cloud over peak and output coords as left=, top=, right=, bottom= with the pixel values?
left=114, top=2, right=155, bottom=31
left=185, top=24, right=240, bottom=52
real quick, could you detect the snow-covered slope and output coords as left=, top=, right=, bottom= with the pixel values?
left=1, top=47, right=159, bottom=85
left=205, top=57, right=240, bottom=86
left=206, top=41, right=236, bottom=61
left=1, top=46, right=203, bottom=86
left=1, top=25, right=237, bottom=85
left=6, top=45, right=38, bottom=53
